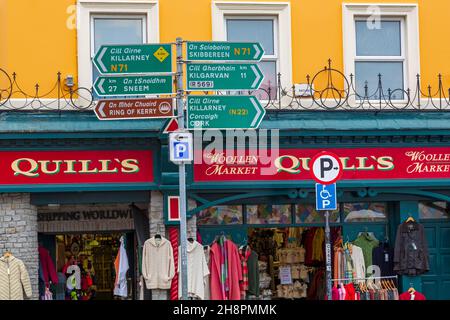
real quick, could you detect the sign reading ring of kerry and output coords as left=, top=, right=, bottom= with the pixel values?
left=94, top=98, right=174, bottom=120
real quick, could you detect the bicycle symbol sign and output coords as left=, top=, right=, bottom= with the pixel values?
left=315, top=183, right=337, bottom=211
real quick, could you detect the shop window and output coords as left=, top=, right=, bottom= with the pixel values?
left=197, top=205, right=243, bottom=225
left=225, top=17, right=278, bottom=100
left=343, top=202, right=388, bottom=222
left=419, top=202, right=450, bottom=220
left=91, top=16, right=146, bottom=99
left=246, top=204, right=291, bottom=224
left=295, top=204, right=340, bottom=224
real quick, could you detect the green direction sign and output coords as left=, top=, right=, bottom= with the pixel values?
left=93, top=75, right=173, bottom=97
left=187, top=63, right=264, bottom=91
left=186, top=41, right=264, bottom=61
left=187, top=95, right=265, bottom=130
left=93, top=44, right=172, bottom=74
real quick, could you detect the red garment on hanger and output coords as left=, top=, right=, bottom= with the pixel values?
left=345, top=283, right=356, bottom=300
left=399, top=291, right=426, bottom=300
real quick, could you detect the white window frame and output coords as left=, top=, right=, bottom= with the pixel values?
left=343, top=3, right=420, bottom=104
left=212, top=1, right=292, bottom=103
left=224, top=16, right=279, bottom=98
left=77, top=0, right=159, bottom=90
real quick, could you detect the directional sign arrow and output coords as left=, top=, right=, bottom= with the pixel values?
left=186, top=63, right=264, bottom=91
left=186, top=41, right=265, bottom=61
left=186, top=95, right=266, bottom=130
left=93, top=75, right=173, bottom=97
left=93, top=44, right=172, bottom=74
left=94, top=98, right=174, bottom=120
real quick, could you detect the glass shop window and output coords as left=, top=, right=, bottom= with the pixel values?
left=246, top=204, right=291, bottom=224
left=197, top=205, right=243, bottom=225
left=343, top=202, right=388, bottom=222
left=295, top=204, right=340, bottom=223
left=419, top=202, right=450, bottom=220
left=226, top=17, right=278, bottom=100
left=354, top=19, right=405, bottom=100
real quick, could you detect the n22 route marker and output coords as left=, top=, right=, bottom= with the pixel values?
left=186, top=41, right=264, bottom=61
left=186, top=95, right=265, bottom=130
left=93, top=44, right=172, bottom=74
left=93, top=75, right=173, bottom=97
left=94, top=98, right=174, bottom=120
left=187, top=63, right=264, bottom=91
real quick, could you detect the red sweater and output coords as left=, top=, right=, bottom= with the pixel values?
left=399, top=291, right=426, bottom=300
left=39, top=246, right=58, bottom=285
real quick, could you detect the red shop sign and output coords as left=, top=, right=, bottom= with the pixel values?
left=193, top=147, right=450, bottom=182
left=0, top=150, right=154, bottom=185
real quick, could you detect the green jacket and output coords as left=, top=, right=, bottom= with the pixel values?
left=353, top=233, right=379, bottom=275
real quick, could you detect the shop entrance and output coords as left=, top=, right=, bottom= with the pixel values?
left=38, top=232, right=135, bottom=300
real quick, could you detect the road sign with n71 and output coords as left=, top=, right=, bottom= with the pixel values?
left=93, top=75, right=173, bottom=97
left=186, top=42, right=264, bottom=61
left=93, top=44, right=172, bottom=74
left=186, top=63, right=264, bottom=91
left=186, top=95, right=265, bottom=130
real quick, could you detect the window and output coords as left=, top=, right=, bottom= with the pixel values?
left=419, top=202, right=450, bottom=220
left=212, top=2, right=292, bottom=103
left=343, top=4, right=420, bottom=105
left=197, top=205, right=243, bottom=225
left=77, top=1, right=159, bottom=90
left=295, top=204, right=340, bottom=224
left=246, top=204, right=291, bottom=224
left=354, top=19, right=405, bottom=100
left=91, top=16, right=146, bottom=98
left=343, top=202, right=387, bottom=222
left=226, top=17, right=278, bottom=100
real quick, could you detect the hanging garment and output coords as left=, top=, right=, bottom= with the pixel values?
left=210, top=238, right=243, bottom=300
left=247, top=249, right=260, bottom=297
left=372, top=242, right=395, bottom=276
left=203, top=246, right=211, bottom=300
left=394, top=221, right=430, bottom=276
left=353, top=233, right=379, bottom=275
left=114, top=236, right=129, bottom=297
left=38, top=246, right=58, bottom=286
left=351, top=245, right=366, bottom=282
left=0, top=255, right=32, bottom=300
left=178, top=240, right=210, bottom=300
left=239, top=246, right=251, bottom=298
left=312, top=228, right=325, bottom=263
left=399, top=290, right=426, bottom=300
left=142, top=235, right=175, bottom=289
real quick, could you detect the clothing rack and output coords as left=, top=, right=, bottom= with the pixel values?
left=331, top=275, right=398, bottom=282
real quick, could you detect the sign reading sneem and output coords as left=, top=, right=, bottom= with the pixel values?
left=193, top=147, right=450, bottom=182
left=0, top=150, right=153, bottom=185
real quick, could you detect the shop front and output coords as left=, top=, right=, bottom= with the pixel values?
left=182, top=113, right=450, bottom=300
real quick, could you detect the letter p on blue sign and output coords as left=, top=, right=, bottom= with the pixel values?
left=315, top=183, right=337, bottom=211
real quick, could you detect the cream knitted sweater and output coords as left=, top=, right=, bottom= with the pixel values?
left=142, top=236, right=175, bottom=289
left=0, top=255, right=32, bottom=300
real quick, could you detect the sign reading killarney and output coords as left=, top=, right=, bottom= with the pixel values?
left=93, top=75, right=173, bottom=97
left=186, top=42, right=264, bottom=61
left=187, top=63, right=264, bottom=91
left=187, top=95, right=265, bottom=130
left=93, top=44, right=172, bottom=74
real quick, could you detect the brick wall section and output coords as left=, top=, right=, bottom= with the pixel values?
left=148, top=191, right=197, bottom=300
left=0, top=193, right=38, bottom=300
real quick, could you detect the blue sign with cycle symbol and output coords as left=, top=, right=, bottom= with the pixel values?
left=315, top=183, right=337, bottom=211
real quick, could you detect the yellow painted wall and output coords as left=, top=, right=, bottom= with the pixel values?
left=2, top=0, right=450, bottom=97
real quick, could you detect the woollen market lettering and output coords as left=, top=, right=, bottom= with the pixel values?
left=193, top=147, right=450, bottom=182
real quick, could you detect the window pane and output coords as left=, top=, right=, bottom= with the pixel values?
left=92, top=18, right=144, bottom=99
left=355, top=61, right=404, bottom=100
left=246, top=204, right=291, bottom=224
left=419, top=202, right=450, bottom=220
left=295, top=204, right=340, bottom=223
left=356, top=20, right=401, bottom=56
left=258, top=61, right=277, bottom=100
left=343, top=202, right=387, bottom=222
left=197, top=205, right=243, bottom=225
left=226, top=19, right=274, bottom=55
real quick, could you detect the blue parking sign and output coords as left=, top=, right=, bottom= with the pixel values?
left=315, top=183, right=337, bottom=211
left=173, top=141, right=189, bottom=160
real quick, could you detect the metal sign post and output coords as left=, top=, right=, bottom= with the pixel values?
left=310, top=151, right=342, bottom=301
left=175, top=37, right=189, bottom=301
